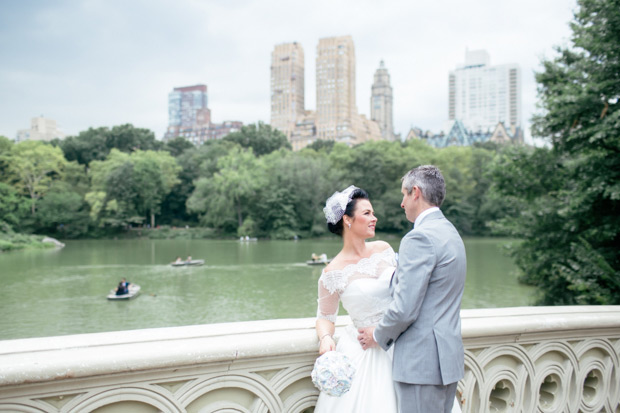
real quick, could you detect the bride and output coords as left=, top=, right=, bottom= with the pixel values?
left=314, top=185, right=461, bottom=412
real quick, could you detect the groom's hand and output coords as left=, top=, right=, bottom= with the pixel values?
left=357, top=327, right=378, bottom=350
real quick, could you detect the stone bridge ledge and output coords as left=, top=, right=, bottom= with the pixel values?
left=0, top=306, right=619, bottom=412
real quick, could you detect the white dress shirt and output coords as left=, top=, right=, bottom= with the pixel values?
left=414, top=206, right=439, bottom=228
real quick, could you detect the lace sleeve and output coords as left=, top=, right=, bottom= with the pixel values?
left=316, top=272, right=341, bottom=323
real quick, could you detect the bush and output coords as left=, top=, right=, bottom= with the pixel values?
left=0, top=239, right=16, bottom=251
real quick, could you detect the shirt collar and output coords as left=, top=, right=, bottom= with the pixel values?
left=414, top=206, right=440, bottom=228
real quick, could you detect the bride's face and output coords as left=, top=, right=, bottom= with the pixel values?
left=349, top=199, right=377, bottom=238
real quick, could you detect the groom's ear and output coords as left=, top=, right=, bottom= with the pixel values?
left=412, top=186, right=419, bottom=199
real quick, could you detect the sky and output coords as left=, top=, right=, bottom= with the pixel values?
left=0, top=0, right=577, bottom=144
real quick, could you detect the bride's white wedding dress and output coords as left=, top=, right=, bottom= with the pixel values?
left=314, top=247, right=461, bottom=412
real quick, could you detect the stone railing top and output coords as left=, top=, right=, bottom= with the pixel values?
left=0, top=306, right=619, bottom=387
left=461, top=305, right=620, bottom=338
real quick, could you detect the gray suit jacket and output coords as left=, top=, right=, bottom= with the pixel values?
left=374, top=209, right=466, bottom=385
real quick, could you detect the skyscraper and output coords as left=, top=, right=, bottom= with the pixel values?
left=315, top=36, right=358, bottom=143
left=164, top=85, right=210, bottom=144
left=448, top=50, right=521, bottom=133
left=164, top=84, right=242, bottom=144
left=371, top=60, right=395, bottom=141
left=314, top=35, right=381, bottom=145
left=270, top=42, right=305, bottom=140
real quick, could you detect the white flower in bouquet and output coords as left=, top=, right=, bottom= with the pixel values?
left=311, top=351, right=356, bottom=397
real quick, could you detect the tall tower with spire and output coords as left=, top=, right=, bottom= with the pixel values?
left=370, top=61, right=395, bottom=141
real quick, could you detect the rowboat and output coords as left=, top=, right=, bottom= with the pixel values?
left=307, top=253, right=330, bottom=265
left=171, top=259, right=205, bottom=267
left=306, top=259, right=331, bottom=265
left=107, top=284, right=141, bottom=300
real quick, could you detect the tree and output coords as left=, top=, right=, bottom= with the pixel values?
left=164, top=137, right=195, bottom=157
left=88, top=151, right=139, bottom=228
left=187, top=147, right=264, bottom=232
left=87, top=149, right=180, bottom=228
left=35, top=183, right=91, bottom=238
left=331, top=140, right=410, bottom=201
left=158, top=140, right=236, bottom=225
left=61, top=160, right=91, bottom=197
left=105, top=124, right=163, bottom=153
left=58, top=124, right=162, bottom=168
left=223, top=122, right=291, bottom=156
left=0, top=136, right=14, bottom=183
left=254, top=150, right=338, bottom=238
left=6, top=141, right=67, bottom=215
left=492, top=0, right=620, bottom=304
left=132, top=150, right=181, bottom=227
left=57, top=127, right=109, bottom=167
left=306, top=139, right=335, bottom=153
left=430, top=146, right=476, bottom=235
left=0, top=182, right=29, bottom=229
left=463, top=146, right=505, bottom=235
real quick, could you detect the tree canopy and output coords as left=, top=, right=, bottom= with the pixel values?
left=4, top=140, right=67, bottom=215
left=2, top=129, right=525, bottom=241
left=222, top=122, right=291, bottom=156
left=57, top=124, right=163, bottom=168
left=86, top=149, right=181, bottom=228
left=491, top=0, right=620, bottom=305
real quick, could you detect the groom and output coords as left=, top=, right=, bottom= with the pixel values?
left=358, top=165, right=466, bottom=412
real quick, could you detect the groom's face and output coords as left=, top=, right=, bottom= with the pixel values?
left=401, top=185, right=417, bottom=223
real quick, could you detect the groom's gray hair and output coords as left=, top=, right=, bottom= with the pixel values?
left=402, top=165, right=446, bottom=207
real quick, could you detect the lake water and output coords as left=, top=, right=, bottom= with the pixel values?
left=0, top=237, right=535, bottom=340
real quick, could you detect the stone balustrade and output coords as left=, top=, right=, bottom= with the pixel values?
left=0, top=306, right=619, bottom=412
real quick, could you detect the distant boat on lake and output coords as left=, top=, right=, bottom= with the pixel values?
left=307, top=253, right=330, bottom=265
left=171, top=259, right=205, bottom=267
left=306, top=259, right=331, bottom=266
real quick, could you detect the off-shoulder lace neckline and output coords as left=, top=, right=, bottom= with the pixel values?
left=322, top=247, right=393, bottom=276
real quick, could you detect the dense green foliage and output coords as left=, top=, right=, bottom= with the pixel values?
left=4, top=140, right=67, bottom=215
left=87, top=149, right=181, bottom=229
left=55, top=124, right=163, bottom=168
left=1, top=122, right=521, bottom=243
left=489, top=0, right=620, bottom=305
left=222, top=122, right=291, bottom=155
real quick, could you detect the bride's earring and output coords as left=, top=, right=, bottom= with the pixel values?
left=348, top=223, right=351, bottom=229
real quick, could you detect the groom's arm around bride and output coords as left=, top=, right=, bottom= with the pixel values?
left=358, top=165, right=466, bottom=413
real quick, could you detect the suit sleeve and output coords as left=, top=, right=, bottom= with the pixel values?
left=374, top=231, right=436, bottom=350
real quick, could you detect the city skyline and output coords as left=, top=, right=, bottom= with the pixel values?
left=0, top=0, right=576, bottom=145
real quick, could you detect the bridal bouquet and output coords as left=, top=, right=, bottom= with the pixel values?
left=311, top=351, right=356, bottom=397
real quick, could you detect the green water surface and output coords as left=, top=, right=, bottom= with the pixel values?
left=0, top=237, right=534, bottom=340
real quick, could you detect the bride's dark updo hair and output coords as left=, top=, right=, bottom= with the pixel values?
left=327, top=188, right=369, bottom=236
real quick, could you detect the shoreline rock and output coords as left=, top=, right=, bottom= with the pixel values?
left=42, top=237, right=66, bottom=248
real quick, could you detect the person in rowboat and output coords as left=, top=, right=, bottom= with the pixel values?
left=115, top=278, right=132, bottom=295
